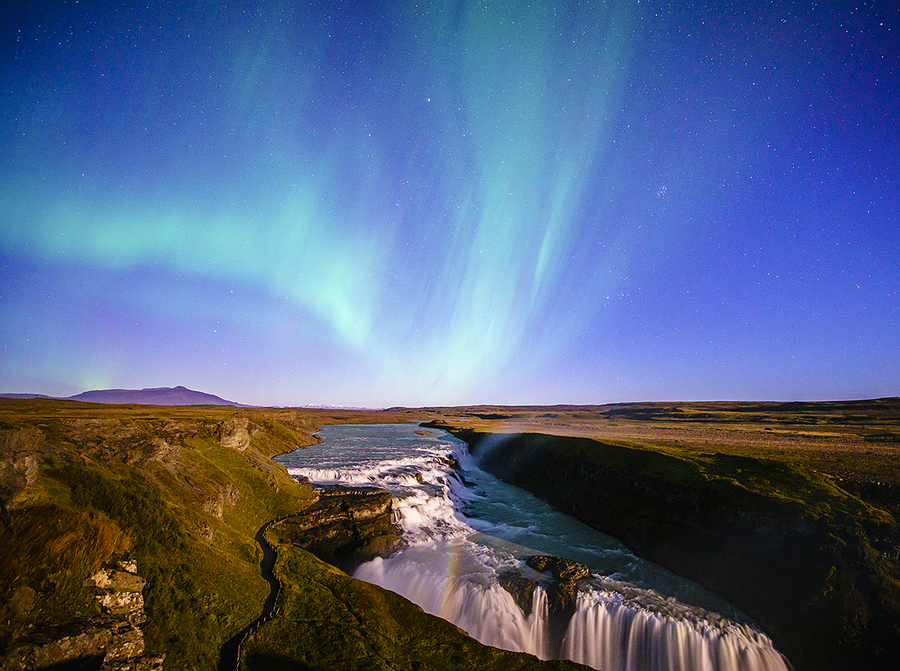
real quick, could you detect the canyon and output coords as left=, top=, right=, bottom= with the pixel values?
left=2, top=397, right=899, bottom=670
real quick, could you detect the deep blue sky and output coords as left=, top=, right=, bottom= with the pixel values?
left=2, top=1, right=898, bottom=407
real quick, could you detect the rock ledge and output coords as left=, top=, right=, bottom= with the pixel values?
left=1, top=560, right=164, bottom=671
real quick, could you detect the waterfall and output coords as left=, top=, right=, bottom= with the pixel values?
left=562, top=591, right=790, bottom=671
left=277, top=424, right=793, bottom=671
left=355, top=545, right=790, bottom=671
left=357, top=550, right=549, bottom=659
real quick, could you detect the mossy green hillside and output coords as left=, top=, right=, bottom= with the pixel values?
left=1, top=401, right=318, bottom=668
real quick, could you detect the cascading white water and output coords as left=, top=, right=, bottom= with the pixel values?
left=357, top=545, right=549, bottom=658
left=562, top=590, right=790, bottom=671
left=276, top=424, right=791, bottom=671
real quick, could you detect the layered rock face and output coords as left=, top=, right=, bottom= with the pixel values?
left=277, top=484, right=402, bottom=570
left=1, top=560, right=164, bottom=671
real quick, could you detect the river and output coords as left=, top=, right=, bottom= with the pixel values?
left=274, top=423, right=790, bottom=671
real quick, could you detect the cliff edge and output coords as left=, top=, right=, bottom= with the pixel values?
left=440, top=427, right=900, bottom=671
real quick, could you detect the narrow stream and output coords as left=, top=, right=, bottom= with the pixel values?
left=275, top=424, right=790, bottom=671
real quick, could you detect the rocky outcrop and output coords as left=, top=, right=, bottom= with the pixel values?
left=220, top=486, right=403, bottom=669
left=89, top=561, right=146, bottom=625
left=0, top=429, right=42, bottom=527
left=219, top=417, right=253, bottom=451
left=526, top=556, right=590, bottom=624
left=1, top=560, right=163, bottom=671
left=202, top=483, right=240, bottom=519
left=276, top=484, right=402, bottom=571
left=526, top=555, right=591, bottom=582
left=499, top=555, right=592, bottom=655
left=1, top=624, right=163, bottom=671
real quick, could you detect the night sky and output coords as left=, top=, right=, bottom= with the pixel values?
left=2, top=1, right=898, bottom=407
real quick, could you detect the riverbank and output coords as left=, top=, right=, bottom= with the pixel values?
left=426, top=422, right=900, bottom=671
left=0, top=400, right=584, bottom=670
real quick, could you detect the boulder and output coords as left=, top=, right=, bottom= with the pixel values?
left=526, top=555, right=591, bottom=582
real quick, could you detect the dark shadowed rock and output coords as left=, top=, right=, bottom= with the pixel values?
left=500, top=555, right=593, bottom=657
left=498, top=571, right=541, bottom=617
left=526, top=555, right=591, bottom=582
left=524, top=555, right=591, bottom=624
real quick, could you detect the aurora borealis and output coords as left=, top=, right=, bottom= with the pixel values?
left=2, top=1, right=898, bottom=406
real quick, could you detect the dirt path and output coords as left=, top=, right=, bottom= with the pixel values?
left=218, top=520, right=282, bottom=671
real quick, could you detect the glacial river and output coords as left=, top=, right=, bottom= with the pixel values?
left=275, top=423, right=790, bottom=671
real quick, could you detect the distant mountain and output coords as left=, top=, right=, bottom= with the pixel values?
left=67, top=386, right=246, bottom=406
left=0, top=393, right=55, bottom=399
left=1, top=386, right=246, bottom=406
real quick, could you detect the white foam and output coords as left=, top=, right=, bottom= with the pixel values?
left=287, top=426, right=791, bottom=670
left=563, top=590, right=791, bottom=671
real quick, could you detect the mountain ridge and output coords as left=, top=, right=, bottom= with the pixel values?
left=0, top=386, right=246, bottom=406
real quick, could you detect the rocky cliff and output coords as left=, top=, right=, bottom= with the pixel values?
left=444, top=427, right=900, bottom=671
left=277, top=484, right=402, bottom=571
left=1, top=559, right=164, bottom=671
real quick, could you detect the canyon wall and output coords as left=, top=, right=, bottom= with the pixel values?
left=447, top=428, right=900, bottom=671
